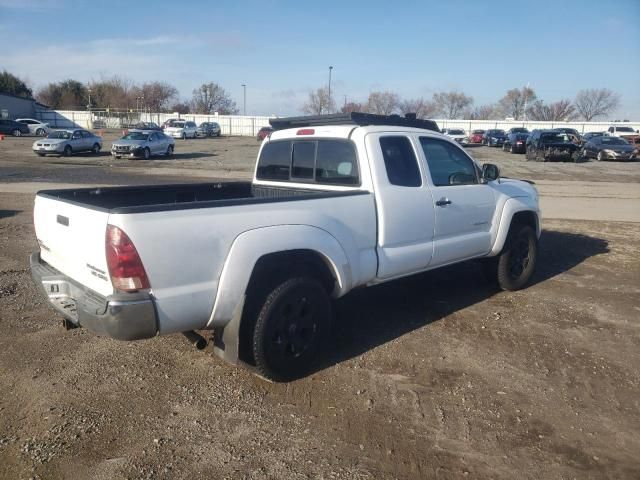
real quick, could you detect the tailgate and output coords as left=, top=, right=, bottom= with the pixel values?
left=34, top=194, right=113, bottom=297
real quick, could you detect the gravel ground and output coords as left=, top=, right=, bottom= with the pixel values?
left=1, top=131, right=639, bottom=479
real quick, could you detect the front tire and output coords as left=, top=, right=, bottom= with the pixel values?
left=63, top=145, right=72, bottom=157
left=496, top=225, right=537, bottom=291
left=36, top=128, right=46, bottom=136
left=143, top=147, right=150, bottom=160
left=165, top=144, right=174, bottom=156
left=92, top=143, right=101, bottom=154
left=252, top=277, right=331, bottom=382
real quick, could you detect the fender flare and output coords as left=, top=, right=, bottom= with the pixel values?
left=490, top=198, right=541, bottom=256
left=206, top=224, right=351, bottom=329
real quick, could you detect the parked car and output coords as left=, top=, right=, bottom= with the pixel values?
left=442, top=128, right=467, bottom=144
left=30, top=112, right=541, bottom=381
left=111, top=130, right=175, bottom=159
left=581, top=135, right=638, bottom=161
left=483, top=129, right=507, bottom=147
left=164, top=121, right=197, bottom=139
left=503, top=132, right=529, bottom=153
left=32, top=129, right=102, bottom=157
left=607, top=125, right=640, bottom=145
left=0, top=118, right=30, bottom=137
left=525, top=130, right=581, bottom=162
left=257, top=126, right=274, bottom=142
left=15, top=118, right=51, bottom=136
left=582, top=131, right=606, bottom=142
left=468, top=129, right=485, bottom=144
left=553, top=127, right=583, bottom=145
left=130, top=122, right=162, bottom=131
left=196, top=122, right=221, bottom=137
left=161, top=118, right=181, bottom=130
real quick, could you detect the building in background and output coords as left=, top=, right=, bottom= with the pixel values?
left=0, top=92, right=49, bottom=119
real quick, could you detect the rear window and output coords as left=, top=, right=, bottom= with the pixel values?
left=256, top=139, right=359, bottom=185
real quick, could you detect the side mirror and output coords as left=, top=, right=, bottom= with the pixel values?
left=482, top=163, right=500, bottom=182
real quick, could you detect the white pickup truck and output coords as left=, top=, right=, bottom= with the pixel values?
left=31, top=113, right=541, bottom=381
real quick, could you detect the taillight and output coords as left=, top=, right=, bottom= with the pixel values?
left=105, top=225, right=150, bottom=292
left=296, top=128, right=315, bottom=135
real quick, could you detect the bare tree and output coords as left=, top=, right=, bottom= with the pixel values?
left=498, top=87, right=536, bottom=120
left=132, top=82, right=179, bottom=112
left=340, top=101, right=364, bottom=114
left=398, top=98, right=439, bottom=119
left=526, top=99, right=576, bottom=121
left=464, top=104, right=497, bottom=120
left=366, top=91, right=400, bottom=115
left=433, top=91, right=473, bottom=119
left=302, top=87, right=335, bottom=115
left=36, top=79, right=87, bottom=109
left=191, top=82, right=238, bottom=114
left=169, top=101, right=190, bottom=114
left=88, top=75, right=136, bottom=109
left=574, top=88, right=620, bottom=121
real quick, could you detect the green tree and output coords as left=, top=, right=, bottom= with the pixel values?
left=0, top=70, right=33, bottom=98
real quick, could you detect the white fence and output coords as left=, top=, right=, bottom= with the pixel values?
left=436, top=119, right=640, bottom=134
left=36, top=110, right=273, bottom=136
left=35, top=109, right=639, bottom=136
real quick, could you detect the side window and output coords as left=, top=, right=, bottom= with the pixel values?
left=420, top=137, right=478, bottom=187
left=316, top=140, right=359, bottom=185
left=81, top=131, right=92, bottom=138
left=256, top=141, right=291, bottom=180
left=379, top=136, right=421, bottom=187
left=291, top=142, right=315, bottom=179
left=72, top=131, right=82, bottom=139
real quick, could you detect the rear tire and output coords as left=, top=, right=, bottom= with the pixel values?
left=36, top=128, right=46, bottom=136
left=496, top=224, right=537, bottom=291
left=92, top=143, right=101, bottom=154
left=596, top=151, right=603, bottom=161
left=12, top=129, right=21, bottom=137
left=143, top=147, right=150, bottom=160
left=252, top=276, right=331, bottom=381
left=165, top=144, right=174, bottom=156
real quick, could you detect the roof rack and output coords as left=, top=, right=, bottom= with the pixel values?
left=269, top=112, right=440, bottom=132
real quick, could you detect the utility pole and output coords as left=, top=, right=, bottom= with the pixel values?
left=523, top=82, right=530, bottom=123
left=343, top=95, right=347, bottom=108
left=241, top=84, right=246, bottom=116
left=87, top=88, right=92, bottom=111
left=327, top=66, right=333, bottom=114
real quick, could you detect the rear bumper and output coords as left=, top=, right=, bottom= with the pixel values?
left=30, top=252, right=158, bottom=340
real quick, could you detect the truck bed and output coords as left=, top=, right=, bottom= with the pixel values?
left=37, top=182, right=363, bottom=214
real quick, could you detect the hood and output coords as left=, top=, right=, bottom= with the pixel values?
left=112, top=139, right=147, bottom=147
left=494, top=178, right=538, bottom=201
left=601, top=144, right=636, bottom=152
left=165, top=126, right=185, bottom=132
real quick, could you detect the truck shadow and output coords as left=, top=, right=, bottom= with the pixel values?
left=316, top=229, right=609, bottom=374
left=0, top=210, right=21, bottom=219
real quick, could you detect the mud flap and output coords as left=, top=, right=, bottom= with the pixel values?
left=212, top=295, right=245, bottom=365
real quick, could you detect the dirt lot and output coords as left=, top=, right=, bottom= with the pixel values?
left=1, top=133, right=639, bottom=479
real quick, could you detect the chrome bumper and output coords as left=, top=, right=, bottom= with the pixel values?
left=30, top=252, right=158, bottom=340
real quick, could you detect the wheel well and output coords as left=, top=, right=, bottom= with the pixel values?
left=238, top=249, right=337, bottom=364
left=511, top=211, right=538, bottom=233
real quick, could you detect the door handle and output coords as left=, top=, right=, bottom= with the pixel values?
left=435, top=198, right=452, bottom=206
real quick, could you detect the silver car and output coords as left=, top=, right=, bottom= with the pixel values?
left=111, top=130, right=175, bottom=159
left=32, top=129, right=102, bottom=157
left=16, top=118, right=51, bottom=136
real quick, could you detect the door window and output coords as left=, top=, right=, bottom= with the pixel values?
left=420, top=137, right=478, bottom=186
left=379, top=136, right=421, bottom=187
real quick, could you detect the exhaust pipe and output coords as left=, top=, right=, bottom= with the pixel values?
left=182, top=331, right=207, bottom=350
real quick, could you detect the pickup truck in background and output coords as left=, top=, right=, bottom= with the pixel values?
left=31, top=113, right=541, bottom=381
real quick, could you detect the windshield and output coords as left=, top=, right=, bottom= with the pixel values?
left=511, top=128, right=529, bottom=133
left=449, top=129, right=465, bottom=135
left=172, top=122, right=185, bottom=128
left=541, top=133, right=572, bottom=143
left=122, top=132, right=149, bottom=141
left=472, top=130, right=485, bottom=134
left=47, top=131, right=71, bottom=139
left=615, top=127, right=635, bottom=133
left=600, top=137, right=628, bottom=146
left=489, top=130, right=506, bottom=135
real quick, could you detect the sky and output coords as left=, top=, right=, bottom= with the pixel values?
left=1, top=0, right=639, bottom=118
